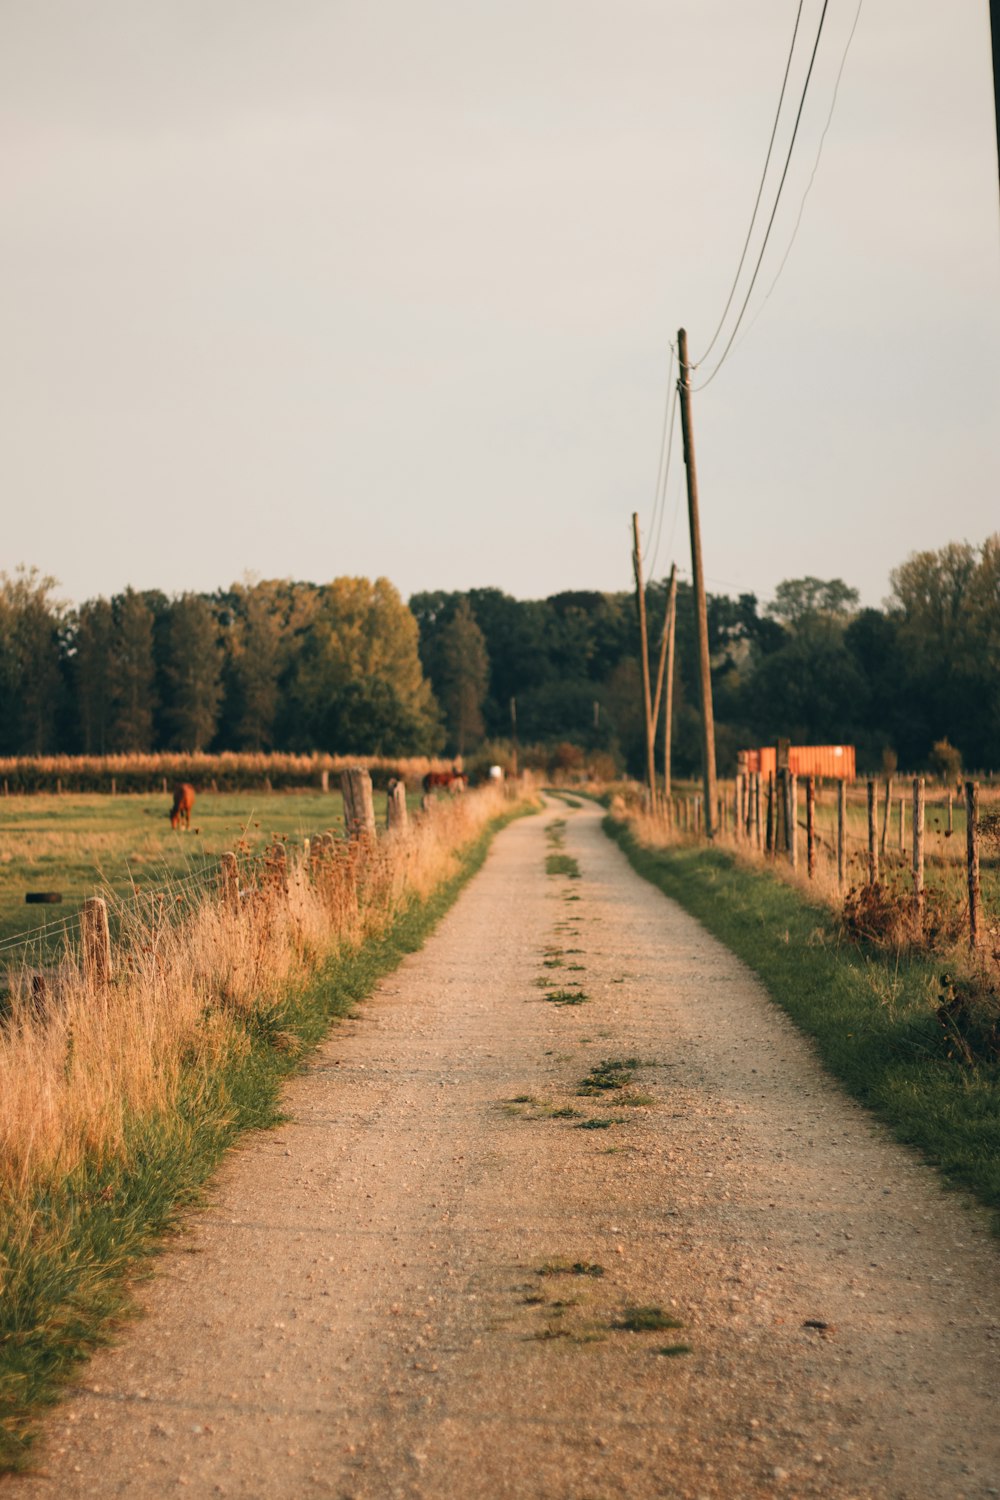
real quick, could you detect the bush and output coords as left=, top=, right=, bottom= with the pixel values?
left=929, top=738, right=962, bottom=784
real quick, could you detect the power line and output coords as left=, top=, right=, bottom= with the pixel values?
left=694, top=0, right=807, bottom=367
left=733, top=0, right=865, bottom=355
left=693, top=0, right=832, bottom=392
left=644, top=343, right=676, bottom=563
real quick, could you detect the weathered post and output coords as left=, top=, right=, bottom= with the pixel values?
left=694, top=796, right=702, bottom=836
left=806, top=776, right=816, bottom=878
left=734, top=773, right=743, bottom=843
left=766, top=772, right=775, bottom=855
left=82, top=897, right=112, bottom=989
left=966, top=780, right=982, bottom=949
left=220, top=851, right=239, bottom=909
left=341, top=768, right=376, bottom=840
left=321, top=768, right=330, bottom=793
left=386, top=777, right=409, bottom=834
left=898, top=794, right=906, bottom=853
left=879, top=773, right=893, bottom=858
left=111, top=776, right=116, bottom=797
left=787, top=773, right=798, bottom=869
left=912, top=778, right=925, bottom=928
left=837, top=779, right=847, bottom=888
left=947, top=791, right=954, bottom=835
left=268, top=841, right=289, bottom=896
left=867, top=780, right=879, bottom=884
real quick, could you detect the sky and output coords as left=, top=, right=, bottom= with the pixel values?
left=2, top=1, right=998, bottom=614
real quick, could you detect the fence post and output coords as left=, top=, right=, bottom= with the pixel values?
left=867, top=779, right=879, bottom=884
left=734, top=774, right=743, bottom=843
left=753, top=773, right=762, bottom=850
left=806, top=775, right=816, bottom=878
left=220, top=851, right=239, bottom=909
left=765, top=772, right=775, bottom=854
left=111, top=776, right=116, bottom=797
left=694, top=796, right=702, bottom=836
left=321, top=768, right=330, bottom=793
left=386, top=777, right=409, bottom=834
left=912, top=778, right=924, bottom=928
left=966, top=780, right=982, bottom=949
left=898, top=794, right=906, bottom=853
left=947, top=791, right=954, bottom=835
left=82, top=897, right=112, bottom=989
left=787, top=773, right=798, bottom=869
left=879, top=773, right=893, bottom=858
left=837, top=779, right=847, bottom=888
left=341, top=768, right=377, bottom=840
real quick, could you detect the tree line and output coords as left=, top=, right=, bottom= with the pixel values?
left=1, top=533, right=997, bottom=774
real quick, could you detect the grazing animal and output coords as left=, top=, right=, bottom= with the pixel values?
left=422, top=768, right=467, bottom=795
left=169, top=782, right=196, bottom=830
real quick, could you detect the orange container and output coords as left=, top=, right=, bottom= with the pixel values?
left=739, top=745, right=855, bottom=780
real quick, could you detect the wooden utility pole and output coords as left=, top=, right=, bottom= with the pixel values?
left=991, top=0, right=1000, bottom=211
left=663, top=572, right=678, bottom=797
left=677, top=328, right=717, bottom=836
left=648, top=564, right=678, bottom=799
left=631, top=514, right=657, bottom=802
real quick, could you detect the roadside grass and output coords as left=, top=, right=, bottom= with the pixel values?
left=0, top=790, right=407, bottom=950
left=605, top=816, right=1000, bottom=1226
left=0, top=799, right=528, bottom=1472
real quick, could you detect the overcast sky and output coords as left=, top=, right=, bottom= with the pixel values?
left=2, top=1, right=998, bottom=613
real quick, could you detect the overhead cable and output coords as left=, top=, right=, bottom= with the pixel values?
left=693, top=0, right=831, bottom=392
left=694, top=0, right=807, bottom=368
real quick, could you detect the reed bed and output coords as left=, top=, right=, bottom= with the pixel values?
left=0, top=751, right=456, bottom=795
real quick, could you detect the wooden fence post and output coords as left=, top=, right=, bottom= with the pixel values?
left=694, top=796, right=702, bottom=836
left=966, top=780, right=982, bottom=949
left=879, top=773, right=893, bottom=858
left=82, top=897, right=112, bottom=989
left=806, top=775, right=816, bottom=878
left=898, top=794, right=906, bottom=853
left=766, top=773, right=775, bottom=855
left=947, top=791, right=954, bottom=835
left=110, top=776, right=116, bottom=797
left=220, top=851, right=239, bottom=908
left=321, top=768, right=330, bottom=793
left=753, top=773, right=762, bottom=851
left=867, top=779, right=879, bottom=884
left=837, top=779, right=847, bottom=888
left=386, top=777, right=409, bottom=834
left=912, top=778, right=924, bottom=928
left=734, top=774, right=743, bottom=843
left=341, top=768, right=376, bottom=840
left=787, top=773, right=798, bottom=869
left=268, top=841, right=289, bottom=895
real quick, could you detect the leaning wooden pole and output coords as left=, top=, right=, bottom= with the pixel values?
left=663, top=571, right=678, bottom=799
left=631, top=513, right=657, bottom=804
left=677, top=328, right=717, bottom=836
left=649, top=563, right=677, bottom=771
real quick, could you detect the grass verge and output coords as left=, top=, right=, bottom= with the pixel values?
left=0, top=805, right=527, bottom=1472
left=605, top=816, right=1000, bottom=1228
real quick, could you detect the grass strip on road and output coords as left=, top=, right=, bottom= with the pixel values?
left=0, top=806, right=528, bottom=1473
left=605, top=816, right=1000, bottom=1229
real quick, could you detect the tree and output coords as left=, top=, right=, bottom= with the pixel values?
left=0, top=568, right=64, bottom=754
left=162, top=594, right=224, bottom=751
left=766, top=576, right=860, bottom=626
left=223, top=580, right=290, bottom=750
left=73, top=597, right=115, bottom=754
left=290, top=577, right=442, bottom=752
left=437, top=598, right=489, bottom=753
left=110, top=589, right=157, bottom=751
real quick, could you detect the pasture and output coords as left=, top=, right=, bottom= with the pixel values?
left=0, top=788, right=417, bottom=955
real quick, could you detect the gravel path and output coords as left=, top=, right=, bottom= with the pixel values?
left=5, top=799, right=1000, bottom=1500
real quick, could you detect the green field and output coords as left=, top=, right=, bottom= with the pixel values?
left=0, top=789, right=417, bottom=956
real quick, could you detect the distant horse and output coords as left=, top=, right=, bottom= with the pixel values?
left=169, top=783, right=196, bottom=830
left=422, top=768, right=467, bottom=795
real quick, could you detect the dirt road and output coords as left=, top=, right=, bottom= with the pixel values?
left=6, top=799, right=999, bottom=1499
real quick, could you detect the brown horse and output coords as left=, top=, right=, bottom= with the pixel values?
left=422, top=768, right=466, bottom=795
left=169, top=783, right=196, bottom=830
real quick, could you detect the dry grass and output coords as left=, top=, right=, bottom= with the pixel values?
left=0, top=751, right=457, bottom=795
left=0, top=785, right=517, bottom=1197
